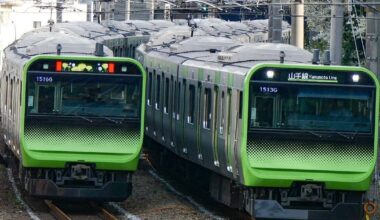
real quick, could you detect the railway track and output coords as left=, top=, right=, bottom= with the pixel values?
left=45, top=200, right=119, bottom=220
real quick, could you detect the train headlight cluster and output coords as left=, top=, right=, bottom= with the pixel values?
left=352, top=74, right=360, bottom=83
left=266, top=70, right=275, bottom=79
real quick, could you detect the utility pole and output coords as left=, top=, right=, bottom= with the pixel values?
left=164, top=3, right=171, bottom=20
left=56, top=0, right=63, bottom=23
left=93, top=0, right=101, bottom=23
left=104, top=1, right=111, bottom=22
left=126, top=0, right=131, bottom=20
left=330, top=0, right=344, bottom=65
left=366, top=1, right=380, bottom=77
left=291, top=0, right=304, bottom=48
left=87, top=0, right=93, bottom=22
left=269, top=0, right=283, bottom=43
left=150, top=0, right=155, bottom=20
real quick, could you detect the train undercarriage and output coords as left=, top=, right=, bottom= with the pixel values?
left=0, top=140, right=133, bottom=202
left=145, top=137, right=365, bottom=220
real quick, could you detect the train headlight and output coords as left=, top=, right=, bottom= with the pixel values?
left=352, top=74, right=360, bottom=83
left=266, top=70, right=275, bottom=79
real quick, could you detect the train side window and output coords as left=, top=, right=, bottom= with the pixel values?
left=5, top=76, right=8, bottom=111
left=183, top=79, right=187, bottom=115
left=171, top=76, right=175, bottom=117
left=20, top=81, right=22, bottom=106
left=155, top=74, right=161, bottom=110
left=176, top=82, right=181, bottom=120
left=164, top=77, right=169, bottom=114
left=147, top=71, right=152, bottom=106
left=238, top=91, right=243, bottom=119
left=203, top=88, right=212, bottom=129
left=219, top=91, right=225, bottom=134
left=188, top=84, right=195, bottom=124
left=10, top=78, right=13, bottom=113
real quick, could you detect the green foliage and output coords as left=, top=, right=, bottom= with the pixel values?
left=304, top=0, right=366, bottom=66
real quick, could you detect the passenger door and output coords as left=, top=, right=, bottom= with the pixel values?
left=183, top=81, right=198, bottom=160
left=199, top=84, right=214, bottom=168
left=162, top=76, right=171, bottom=145
left=145, top=70, right=154, bottom=137
left=175, top=80, right=185, bottom=155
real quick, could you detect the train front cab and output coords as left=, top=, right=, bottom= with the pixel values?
left=241, top=64, right=379, bottom=219
left=18, top=56, right=145, bottom=201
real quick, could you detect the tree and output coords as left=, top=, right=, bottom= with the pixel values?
left=304, top=0, right=366, bottom=65
left=304, top=0, right=331, bottom=52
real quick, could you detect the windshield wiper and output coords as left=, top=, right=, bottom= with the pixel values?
left=306, top=130, right=325, bottom=139
left=78, top=116, right=93, bottom=123
left=335, top=132, right=352, bottom=140
left=102, top=117, right=122, bottom=124
left=335, top=129, right=359, bottom=140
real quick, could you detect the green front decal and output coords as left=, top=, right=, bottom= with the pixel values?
left=20, top=55, right=147, bottom=171
left=240, top=63, right=379, bottom=191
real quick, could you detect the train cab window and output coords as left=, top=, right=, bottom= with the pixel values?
left=188, top=84, right=195, bottom=124
left=38, top=86, right=55, bottom=113
left=203, top=88, right=212, bottom=129
left=249, top=84, right=374, bottom=133
left=26, top=72, right=142, bottom=119
left=147, top=71, right=152, bottom=106
left=164, top=77, right=169, bottom=114
left=155, top=74, right=161, bottom=110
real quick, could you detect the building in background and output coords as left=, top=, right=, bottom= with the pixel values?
left=114, top=0, right=151, bottom=21
left=0, top=0, right=88, bottom=69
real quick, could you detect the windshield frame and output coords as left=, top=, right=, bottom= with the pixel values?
left=248, top=81, right=376, bottom=135
left=25, top=71, right=142, bottom=120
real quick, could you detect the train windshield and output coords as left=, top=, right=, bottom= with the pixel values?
left=26, top=72, right=141, bottom=119
left=249, top=83, right=374, bottom=133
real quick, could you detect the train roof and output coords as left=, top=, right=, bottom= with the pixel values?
left=48, top=21, right=124, bottom=42
left=147, top=26, right=207, bottom=46
left=140, top=36, right=313, bottom=75
left=4, top=30, right=113, bottom=67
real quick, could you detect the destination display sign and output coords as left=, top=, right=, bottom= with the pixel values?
left=28, top=59, right=142, bottom=75
left=287, top=72, right=338, bottom=83
left=250, top=68, right=374, bottom=86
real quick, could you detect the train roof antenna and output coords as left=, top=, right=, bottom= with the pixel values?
left=94, top=43, right=105, bottom=57
left=280, top=51, right=285, bottom=64
left=312, top=49, right=320, bottom=64
left=56, top=44, right=62, bottom=55
left=323, top=50, right=331, bottom=65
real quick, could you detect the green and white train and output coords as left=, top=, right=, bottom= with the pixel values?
left=137, top=34, right=379, bottom=219
left=0, top=29, right=146, bottom=201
